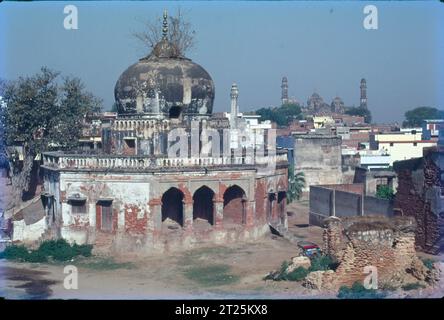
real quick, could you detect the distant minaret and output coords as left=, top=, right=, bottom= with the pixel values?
left=360, top=78, right=367, bottom=109
left=281, top=76, right=289, bottom=105
left=230, top=83, right=239, bottom=128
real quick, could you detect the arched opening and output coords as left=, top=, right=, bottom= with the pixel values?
left=161, top=187, right=184, bottom=227
left=169, top=106, right=182, bottom=119
left=192, top=186, right=215, bottom=227
left=223, top=185, right=246, bottom=225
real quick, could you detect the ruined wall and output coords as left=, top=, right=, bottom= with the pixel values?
left=318, top=216, right=435, bottom=290
left=394, top=147, right=444, bottom=254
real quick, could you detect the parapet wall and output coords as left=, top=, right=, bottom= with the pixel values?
left=309, top=184, right=393, bottom=227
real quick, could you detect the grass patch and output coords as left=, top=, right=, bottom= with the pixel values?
left=0, top=239, right=92, bottom=263
left=337, top=282, right=387, bottom=299
left=179, top=246, right=238, bottom=266
left=402, top=282, right=426, bottom=291
left=184, top=264, right=240, bottom=287
left=75, top=256, right=135, bottom=270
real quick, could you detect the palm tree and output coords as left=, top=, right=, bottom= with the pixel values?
left=287, top=165, right=305, bottom=204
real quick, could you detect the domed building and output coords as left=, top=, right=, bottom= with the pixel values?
left=306, top=92, right=330, bottom=114
left=114, top=25, right=215, bottom=119
left=330, top=96, right=345, bottom=114
left=32, top=12, right=289, bottom=254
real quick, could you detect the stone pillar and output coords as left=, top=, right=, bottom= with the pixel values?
left=213, top=195, right=224, bottom=228
left=280, top=193, right=287, bottom=229
left=148, top=199, right=162, bottom=241
left=245, top=200, right=256, bottom=227
left=183, top=199, right=193, bottom=231
left=271, top=192, right=278, bottom=223
left=263, top=194, right=268, bottom=223
left=323, top=216, right=342, bottom=260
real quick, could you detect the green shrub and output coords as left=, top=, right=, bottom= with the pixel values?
left=309, top=255, right=338, bottom=272
left=271, top=261, right=290, bottom=281
left=26, top=250, right=48, bottom=263
left=337, top=281, right=387, bottom=299
left=38, top=239, right=92, bottom=261
left=421, top=258, right=434, bottom=270
left=0, top=245, right=30, bottom=261
left=376, top=185, right=395, bottom=200
left=286, top=267, right=309, bottom=281
left=0, top=239, right=93, bottom=263
left=72, top=243, right=93, bottom=257
left=402, top=283, right=426, bottom=291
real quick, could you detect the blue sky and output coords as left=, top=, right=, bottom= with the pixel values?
left=0, top=1, right=443, bottom=123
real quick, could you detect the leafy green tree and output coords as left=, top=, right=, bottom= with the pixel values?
left=403, top=106, right=444, bottom=128
left=345, top=106, right=372, bottom=124
left=376, top=185, right=394, bottom=200
left=1, top=67, right=102, bottom=204
left=255, top=103, right=302, bottom=127
left=287, top=165, right=305, bottom=203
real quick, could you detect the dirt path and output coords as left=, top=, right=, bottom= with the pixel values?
left=1, top=201, right=442, bottom=299
left=0, top=203, right=321, bottom=299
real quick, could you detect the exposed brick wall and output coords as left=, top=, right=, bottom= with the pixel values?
left=394, top=148, right=443, bottom=254
left=124, top=204, right=148, bottom=234
left=255, top=179, right=267, bottom=222
left=223, top=198, right=244, bottom=224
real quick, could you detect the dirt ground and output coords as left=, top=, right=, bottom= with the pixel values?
left=1, top=201, right=443, bottom=300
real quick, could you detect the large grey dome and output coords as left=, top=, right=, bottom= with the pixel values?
left=114, top=38, right=215, bottom=118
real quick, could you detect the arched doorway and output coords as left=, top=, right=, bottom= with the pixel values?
left=192, top=186, right=214, bottom=225
left=223, top=185, right=246, bottom=225
left=169, top=106, right=182, bottom=119
left=161, top=187, right=184, bottom=227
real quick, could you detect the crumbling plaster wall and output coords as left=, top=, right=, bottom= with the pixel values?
left=41, top=166, right=287, bottom=253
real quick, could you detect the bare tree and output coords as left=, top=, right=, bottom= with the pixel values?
left=133, top=8, right=196, bottom=56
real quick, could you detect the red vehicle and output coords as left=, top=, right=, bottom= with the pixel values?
left=297, top=241, right=322, bottom=257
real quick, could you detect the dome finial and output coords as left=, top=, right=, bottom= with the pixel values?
left=162, top=10, right=168, bottom=40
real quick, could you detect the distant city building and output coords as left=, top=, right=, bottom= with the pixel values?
left=330, top=96, right=345, bottom=114
left=369, top=131, right=437, bottom=166
left=422, top=119, right=444, bottom=140
left=280, top=76, right=299, bottom=105
left=281, top=76, right=288, bottom=105
left=360, top=78, right=367, bottom=109
left=293, top=132, right=343, bottom=194
left=306, top=92, right=331, bottom=114
left=225, top=84, right=272, bottom=149
left=295, top=78, right=369, bottom=116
